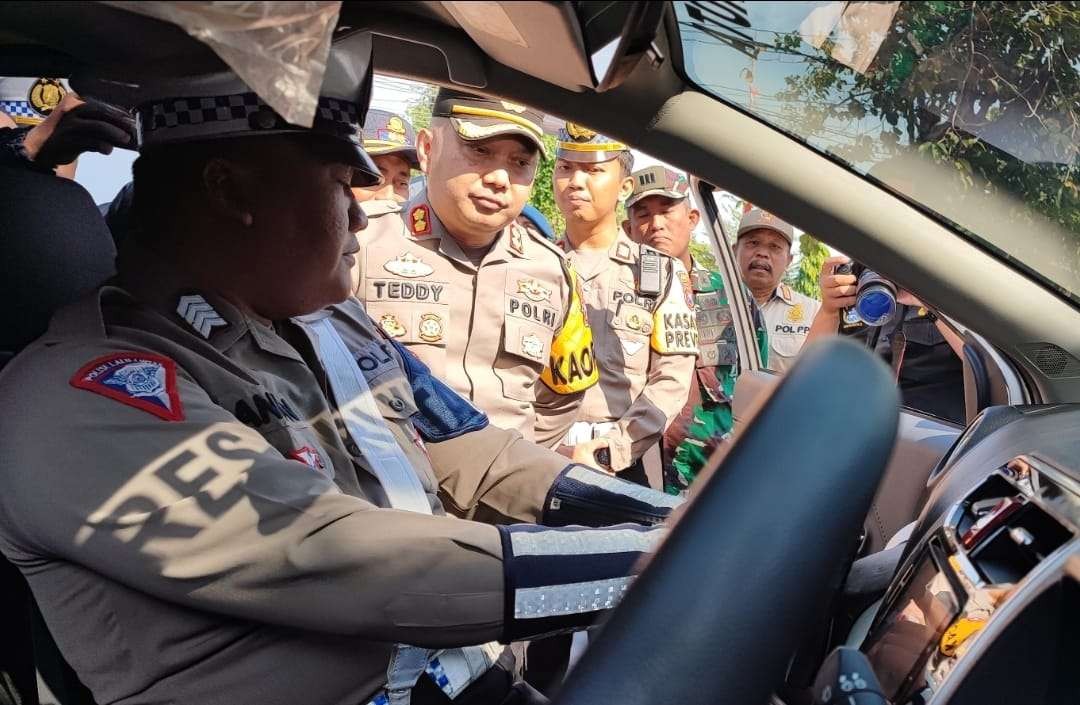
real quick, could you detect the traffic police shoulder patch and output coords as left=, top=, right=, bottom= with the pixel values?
left=70, top=352, right=184, bottom=421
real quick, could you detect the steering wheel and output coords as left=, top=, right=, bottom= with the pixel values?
left=555, top=338, right=899, bottom=705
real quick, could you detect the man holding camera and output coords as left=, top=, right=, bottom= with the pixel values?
left=735, top=209, right=857, bottom=372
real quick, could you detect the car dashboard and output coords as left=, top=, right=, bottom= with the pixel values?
left=854, top=405, right=1080, bottom=704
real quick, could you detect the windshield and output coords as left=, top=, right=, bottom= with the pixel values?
left=674, top=1, right=1080, bottom=302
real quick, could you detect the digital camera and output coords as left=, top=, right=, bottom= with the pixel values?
left=835, top=262, right=897, bottom=330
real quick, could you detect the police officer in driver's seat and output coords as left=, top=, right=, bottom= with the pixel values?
left=0, top=37, right=680, bottom=705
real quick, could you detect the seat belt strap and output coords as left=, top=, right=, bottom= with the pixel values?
left=303, top=317, right=432, bottom=515
left=301, top=317, right=501, bottom=703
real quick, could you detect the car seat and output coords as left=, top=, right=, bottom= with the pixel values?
left=0, top=164, right=117, bottom=705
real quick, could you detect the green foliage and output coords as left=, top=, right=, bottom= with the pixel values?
left=529, top=134, right=566, bottom=235
left=772, top=1, right=1080, bottom=243
left=405, top=84, right=437, bottom=132
left=688, top=240, right=719, bottom=271
left=789, top=234, right=830, bottom=299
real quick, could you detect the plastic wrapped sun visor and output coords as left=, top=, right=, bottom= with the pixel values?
left=103, top=1, right=343, bottom=126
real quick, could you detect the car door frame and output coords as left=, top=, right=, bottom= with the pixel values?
left=689, top=176, right=764, bottom=374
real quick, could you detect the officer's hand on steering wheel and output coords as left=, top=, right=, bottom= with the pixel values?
left=22, top=92, right=136, bottom=168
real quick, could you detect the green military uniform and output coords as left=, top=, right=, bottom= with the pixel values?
left=664, top=267, right=770, bottom=494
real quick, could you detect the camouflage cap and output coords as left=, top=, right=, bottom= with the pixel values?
left=555, top=121, right=630, bottom=164
left=626, top=165, right=691, bottom=207
left=736, top=208, right=795, bottom=247
left=432, top=88, right=547, bottom=156
left=0, top=77, right=70, bottom=126
left=362, top=108, right=418, bottom=169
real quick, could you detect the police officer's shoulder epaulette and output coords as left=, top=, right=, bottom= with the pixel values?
left=360, top=199, right=402, bottom=218
left=520, top=222, right=568, bottom=261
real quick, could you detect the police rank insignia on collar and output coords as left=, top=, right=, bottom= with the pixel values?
left=383, top=252, right=434, bottom=278
left=418, top=313, right=444, bottom=342
left=615, top=242, right=632, bottom=261
left=410, top=205, right=432, bottom=235
left=379, top=314, right=407, bottom=338
left=509, top=224, right=527, bottom=256
left=176, top=294, right=227, bottom=339
left=517, top=278, right=551, bottom=303
left=70, top=352, right=184, bottom=421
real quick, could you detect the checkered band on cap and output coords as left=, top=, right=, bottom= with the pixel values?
left=136, top=92, right=362, bottom=147
left=0, top=100, right=41, bottom=122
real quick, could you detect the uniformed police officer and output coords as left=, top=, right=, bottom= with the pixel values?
left=553, top=125, right=697, bottom=488
left=735, top=208, right=828, bottom=373
left=354, top=89, right=597, bottom=450
left=625, top=166, right=770, bottom=494
left=0, top=40, right=678, bottom=705
left=354, top=107, right=419, bottom=225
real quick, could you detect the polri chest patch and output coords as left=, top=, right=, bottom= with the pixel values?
left=70, top=352, right=184, bottom=421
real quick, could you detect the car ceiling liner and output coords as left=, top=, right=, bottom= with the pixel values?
left=103, top=1, right=342, bottom=126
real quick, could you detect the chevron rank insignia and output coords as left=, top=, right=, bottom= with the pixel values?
left=70, top=352, right=184, bottom=421
left=176, top=294, right=228, bottom=339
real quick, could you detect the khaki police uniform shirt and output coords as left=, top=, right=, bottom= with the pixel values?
left=565, top=231, right=697, bottom=472
left=0, top=246, right=567, bottom=705
left=760, top=283, right=821, bottom=373
left=355, top=190, right=593, bottom=447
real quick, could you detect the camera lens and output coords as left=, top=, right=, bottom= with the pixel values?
left=854, top=270, right=897, bottom=326
left=856, top=285, right=896, bottom=326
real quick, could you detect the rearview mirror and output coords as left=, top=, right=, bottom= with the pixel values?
left=575, top=1, right=666, bottom=91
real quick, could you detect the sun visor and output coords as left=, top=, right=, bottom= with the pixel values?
left=101, top=1, right=346, bottom=126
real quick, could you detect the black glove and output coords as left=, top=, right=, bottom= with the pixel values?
left=29, top=98, right=136, bottom=168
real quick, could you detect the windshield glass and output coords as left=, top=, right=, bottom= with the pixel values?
left=674, top=1, right=1080, bottom=302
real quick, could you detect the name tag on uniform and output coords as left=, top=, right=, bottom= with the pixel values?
left=370, top=280, right=447, bottom=302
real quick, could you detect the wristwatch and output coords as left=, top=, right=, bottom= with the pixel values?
left=0, top=126, right=55, bottom=174
left=916, top=306, right=938, bottom=323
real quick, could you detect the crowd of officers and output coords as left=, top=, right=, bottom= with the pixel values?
left=349, top=92, right=862, bottom=495
left=0, top=65, right=914, bottom=705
